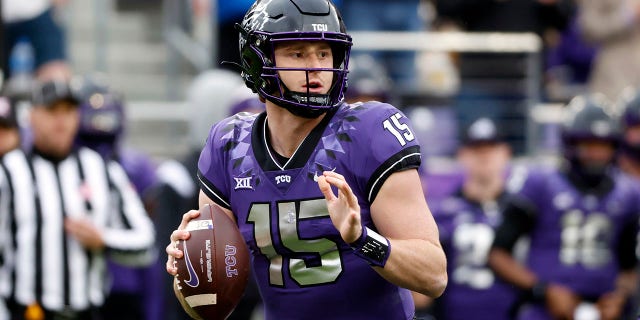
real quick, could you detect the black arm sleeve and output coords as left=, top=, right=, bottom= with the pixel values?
left=492, top=195, right=537, bottom=252
left=617, top=220, right=639, bottom=271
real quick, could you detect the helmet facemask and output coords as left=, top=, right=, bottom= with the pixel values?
left=240, top=29, right=351, bottom=118
left=236, top=0, right=352, bottom=118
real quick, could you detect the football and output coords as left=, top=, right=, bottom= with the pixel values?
left=174, top=204, right=250, bottom=320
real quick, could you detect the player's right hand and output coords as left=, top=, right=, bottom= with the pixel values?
left=317, top=170, right=362, bottom=244
left=166, top=210, right=201, bottom=276
left=545, top=283, right=580, bottom=320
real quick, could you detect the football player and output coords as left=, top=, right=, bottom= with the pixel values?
left=488, top=95, right=639, bottom=320
left=424, top=118, right=518, bottom=320
left=75, top=77, right=162, bottom=320
left=75, top=76, right=158, bottom=207
left=165, top=0, right=447, bottom=319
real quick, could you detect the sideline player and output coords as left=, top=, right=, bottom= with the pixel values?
left=425, top=118, right=519, bottom=320
left=488, top=95, right=639, bottom=320
left=75, top=78, right=162, bottom=320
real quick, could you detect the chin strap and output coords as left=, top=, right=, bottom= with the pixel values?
left=285, top=91, right=330, bottom=106
left=277, top=90, right=331, bottom=118
left=279, top=103, right=328, bottom=119
left=270, top=82, right=334, bottom=118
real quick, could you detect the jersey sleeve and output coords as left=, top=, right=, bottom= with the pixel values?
left=197, top=118, right=233, bottom=210
left=347, top=102, right=421, bottom=203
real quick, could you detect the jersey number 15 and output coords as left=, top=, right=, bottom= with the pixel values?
left=383, top=113, right=415, bottom=146
left=247, top=199, right=343, bottom=287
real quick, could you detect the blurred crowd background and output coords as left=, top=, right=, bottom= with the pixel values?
left=2, top=0, right=640, bottom=319
left=3, top=0, right=633, bottom=162
left=4, top=0, right=633, bottom=165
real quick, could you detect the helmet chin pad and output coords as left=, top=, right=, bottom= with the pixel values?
left=279, top=90, right=331, bottom=118
left=263, top=70, right=340, bottom=118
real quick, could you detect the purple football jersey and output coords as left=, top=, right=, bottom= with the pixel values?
left=434, top=191, right=519, bottom=320
left=508, top=166, right=640, bottom=320
left=198, top=102, right=422, bottom=319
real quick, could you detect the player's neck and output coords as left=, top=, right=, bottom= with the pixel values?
left=265, top=104, right=325, bottom=158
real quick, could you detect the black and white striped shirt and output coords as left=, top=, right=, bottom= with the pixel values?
left=0, top=147, right=155, bottom=312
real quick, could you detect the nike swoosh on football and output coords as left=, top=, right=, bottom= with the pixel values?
left=183, top=240, right=200, bottom=288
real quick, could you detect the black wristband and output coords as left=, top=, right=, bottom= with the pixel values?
left=530, top=281, right=548, bottom=302
left=350, top=227, right=391, bottom=267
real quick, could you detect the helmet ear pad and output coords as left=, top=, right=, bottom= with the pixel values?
left=239, top=35, right=288, bottom=101
left=238, top=31, right=268, bottom=95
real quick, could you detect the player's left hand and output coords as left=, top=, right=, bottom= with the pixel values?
left=317, top=170, right=362, bottom=244
left=596, top=290, right=627, bottom=320
left=166, top=210, right=201, bottom=276
left=64, top=217, right=105, bottom=250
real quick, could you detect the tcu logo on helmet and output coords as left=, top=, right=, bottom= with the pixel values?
left=311, top=23, right=328, bottom=31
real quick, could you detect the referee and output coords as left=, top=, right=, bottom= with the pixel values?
left=0, top=79, right=155, bottom=320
